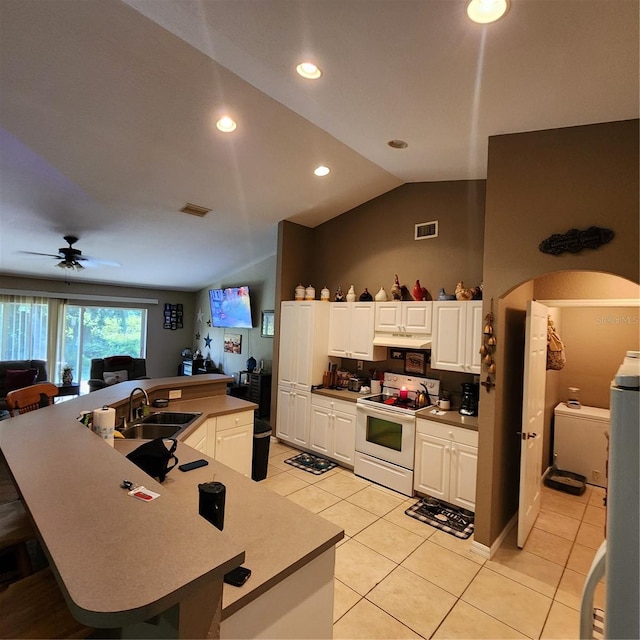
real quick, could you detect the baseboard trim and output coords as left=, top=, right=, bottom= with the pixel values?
left=471, top=512, right=518, bottom=560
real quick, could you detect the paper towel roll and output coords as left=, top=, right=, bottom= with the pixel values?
left=92, top=406, right=115, bottom=447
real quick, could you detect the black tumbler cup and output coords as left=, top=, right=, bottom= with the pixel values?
left=198, top=481, right=226, bottom=531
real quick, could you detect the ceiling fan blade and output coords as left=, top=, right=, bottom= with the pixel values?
left=77, top=256, right=121, bottom=267
left=18, top=250, right=64, bottom=258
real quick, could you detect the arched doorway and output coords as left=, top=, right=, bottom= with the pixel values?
left=473, top=270, right=639, bottom=555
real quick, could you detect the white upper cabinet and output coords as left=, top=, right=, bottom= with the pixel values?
left=278, top=301, right=330, bottom=390
left=375, top=301, right=433, bottom=334
left=328, top=302, right=386, bottom=361
left=432, top=301, right=482, bottom=374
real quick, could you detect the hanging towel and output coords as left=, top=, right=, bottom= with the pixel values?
left=547, top=318, right=566, bottom=370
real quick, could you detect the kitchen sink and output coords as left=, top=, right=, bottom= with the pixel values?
left=138, top=411, right=202, bottom=425
left=120, top=424, right=183, bottom=439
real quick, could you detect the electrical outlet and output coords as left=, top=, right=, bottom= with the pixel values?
left=168, top=389, right=182, bottom=399
left=357, top=360, right=363, bottom=371
left=592, top=469, right=601, bottom=482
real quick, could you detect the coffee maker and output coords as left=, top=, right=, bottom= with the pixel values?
left=459, top=382, right=479, bottom=416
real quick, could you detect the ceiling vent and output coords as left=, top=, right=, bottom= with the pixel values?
left=179, top=203, right=211, bottom=218
left=415, top=220, right=438, bottom=240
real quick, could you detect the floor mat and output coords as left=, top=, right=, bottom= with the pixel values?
left=405, top=496, right=475, bottom=539
left=284, top=452, right=337, bottom=475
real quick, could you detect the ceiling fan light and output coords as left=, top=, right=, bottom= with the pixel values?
left=466, top=0, right=509, bottom=24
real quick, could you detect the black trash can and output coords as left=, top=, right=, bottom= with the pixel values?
left=251, top=419, right=272, bottom=481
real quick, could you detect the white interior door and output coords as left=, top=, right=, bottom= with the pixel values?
left=517, top=300, right=548, bottom=547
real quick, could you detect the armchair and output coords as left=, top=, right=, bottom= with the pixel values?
left=88, top=356, right=148, bottom=392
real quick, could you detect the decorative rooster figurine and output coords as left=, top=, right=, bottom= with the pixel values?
left=391, top=274, right=402, bottom=300
left=455, top=281, right=474, bottom=301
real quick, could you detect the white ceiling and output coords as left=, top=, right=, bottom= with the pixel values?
left=0, top=0, right=637, bottom=291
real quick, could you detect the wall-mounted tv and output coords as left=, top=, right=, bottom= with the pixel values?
left=209, top=286, right=253, bottom=329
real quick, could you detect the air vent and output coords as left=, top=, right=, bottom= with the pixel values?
left=179, top=203, right=211, bottom=218
left=415, top=220, right=438, bottom=240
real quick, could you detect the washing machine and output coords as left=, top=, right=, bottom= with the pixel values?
left=553, top=403, right=610, bottom=487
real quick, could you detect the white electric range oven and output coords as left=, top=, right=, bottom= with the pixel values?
left=355, top=373, right=439, bottom=496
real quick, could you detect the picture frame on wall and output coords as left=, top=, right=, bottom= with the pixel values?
left=390, top=349, right=405, bottom=361
left=224, top=334, right=242, bottom=354
left=404, top=351, right=426, bottom=375
left=261, top=310, right=275, bottom=338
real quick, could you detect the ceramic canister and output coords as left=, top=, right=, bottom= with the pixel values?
left=295, top=283, right=305, bottom=301
left=305, top=285, right=315, bottom=300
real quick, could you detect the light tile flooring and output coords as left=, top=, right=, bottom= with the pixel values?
left=262, top=440, right=606, bottom=639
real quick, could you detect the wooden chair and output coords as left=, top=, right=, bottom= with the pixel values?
left=0, top=568, right=93, bottom=638
left=6, top=382, right=59, bottom=416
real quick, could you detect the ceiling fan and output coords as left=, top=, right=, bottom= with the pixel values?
left=18, top=235, right=121, bottom=271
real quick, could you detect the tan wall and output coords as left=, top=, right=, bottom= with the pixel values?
left=193, top=254, right=277, bottom=378
left=477, top=119, right=640, bottom=547
left=309, top=181, right=486, bottom=300
left=0, top=274, right=196, bottom=379
left=556, top=306, right=640, bottom=409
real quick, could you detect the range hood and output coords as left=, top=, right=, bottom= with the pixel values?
left=372, top=333, right=432, bottom=349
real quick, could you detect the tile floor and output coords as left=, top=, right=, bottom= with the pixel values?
left=262, top=439, right=606, bottom=639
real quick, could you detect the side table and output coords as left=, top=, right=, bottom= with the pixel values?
left=56, top=383, right=80, bottom=399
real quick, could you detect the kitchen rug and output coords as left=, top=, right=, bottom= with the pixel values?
left=284, top=452, right=337, bottom=475
left=405, top=497, right=475, bottom=539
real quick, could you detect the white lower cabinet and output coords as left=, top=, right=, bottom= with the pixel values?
left=215, top=411, right=254, bottom=478
left=183, top=412, right=253, bottom=477
left=276, top=386, right=310, bottom=448
left=183, top=418, right=215, bottom=456
left=309, top=396, right=356, bottom=467
left=414, top=419, right=478, bottom=511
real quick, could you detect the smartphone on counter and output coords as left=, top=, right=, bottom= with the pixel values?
left=224, top=566, right=251, bottom=587
left=178, top=459, right=208, bottom=472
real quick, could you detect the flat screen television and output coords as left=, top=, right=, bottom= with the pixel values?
left=209, top=286, right=253, bottom=329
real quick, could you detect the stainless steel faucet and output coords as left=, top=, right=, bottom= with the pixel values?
left=128, top=387, right=149, bottom=425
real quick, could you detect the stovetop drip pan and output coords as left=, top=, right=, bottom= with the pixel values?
left=405, top=497, right=475, bottom=539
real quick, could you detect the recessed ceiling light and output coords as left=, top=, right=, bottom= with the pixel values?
left=216, top=116, right=237, bottom=132
left=466, top=0, right=509, bottom=24
left=388, top=140, right=408, bottom=149
left=314, top=165, right=330, bottom=177
left=296, top=62, right=322, bottom=79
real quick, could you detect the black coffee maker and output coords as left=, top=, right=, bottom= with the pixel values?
left=459, top=383, right=479, bottom=416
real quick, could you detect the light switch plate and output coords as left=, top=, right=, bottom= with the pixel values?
left=168, top=389, right=182, bottom=399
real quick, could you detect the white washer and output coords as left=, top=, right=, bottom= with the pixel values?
left=553, top=403, right=610, bottom=487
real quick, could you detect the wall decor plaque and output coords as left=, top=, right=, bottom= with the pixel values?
left=539, top=226, right=614, bottom=255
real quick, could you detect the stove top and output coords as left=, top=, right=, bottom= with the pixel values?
left=357, top=373, right=440, bottom=415
left=359, top=394, right=427, bottom=412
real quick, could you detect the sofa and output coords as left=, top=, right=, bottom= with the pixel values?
left=88, top=356, right=148, bottom=392
left=0, top=359, right=48, bottom=411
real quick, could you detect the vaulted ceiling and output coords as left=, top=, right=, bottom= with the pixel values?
left=1, top=0, right=637, bottom=290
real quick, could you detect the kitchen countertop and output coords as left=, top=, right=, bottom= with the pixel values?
left=0, top=375, right=342, bottom=632
left=416, top=407, right=479, bottom=431
left=311, top=387, right=364, bottom=403
left=114, top=439, right=343, bottom=620
left=312, top=387, right=478, bottom=431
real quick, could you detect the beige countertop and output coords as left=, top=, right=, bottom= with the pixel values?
left=114, top=440, right=343, bottom=620
left=416, top=407, right=479, bottom=431
left=312, top=387, right=478, bottom=431
left=0, top=376, right=342, bottom=630
left=311, top=387, right=364, bottom=403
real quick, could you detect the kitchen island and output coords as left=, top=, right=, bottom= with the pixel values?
left=0, top=375, right=343, bottom=638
